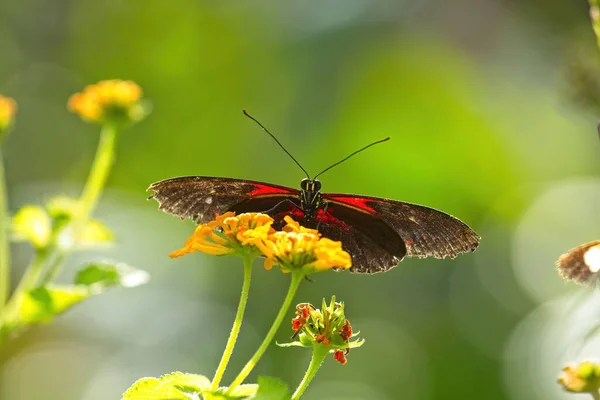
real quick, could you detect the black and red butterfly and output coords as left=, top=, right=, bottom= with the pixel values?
left=148, top=112, right=480, bottom=274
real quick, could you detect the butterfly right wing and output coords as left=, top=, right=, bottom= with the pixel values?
left=148, top=176, right=300, bottom=224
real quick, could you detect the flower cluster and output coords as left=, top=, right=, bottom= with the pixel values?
left=283, top=296, right=363, bottom=364
left=170, top=213, right=352, bottom=273
left=558, top=361, right=600, bottom=393
left=0, top=94, right=17, bottom=139
left=169, top=212, right=274, bottom=259
left=68, top=79, right=148, bottom=126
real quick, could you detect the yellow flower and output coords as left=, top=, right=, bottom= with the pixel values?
left=250, top=217, right=351, bottom=273
left=169, top=212, right=275, bottom=258
left=0, top=94, right=17, bottom=138
left=68, top=80, right=147, bottom=126
left=558, top=362, right=600, bottom=393
left=280, top=215, right=319, bottom=235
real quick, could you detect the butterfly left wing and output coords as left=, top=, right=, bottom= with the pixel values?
left=323, top=193, right=480, bottom=262
left=148, top=176, right=300, bottom=224
left=556, top=240, right=600, bottom=286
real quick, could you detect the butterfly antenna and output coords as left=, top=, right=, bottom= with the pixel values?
left=313, top=137, right=390, bottom=179
left=243, top=110, right=310, bottom=179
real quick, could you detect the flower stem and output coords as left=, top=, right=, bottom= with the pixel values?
left=591, top=391, right=600, bottom=400
left=292, top=345, right=329, bottom=400
left=211, top=256, right=253, bottom=390
left=41, top=124, right=117, bottom=284
left=78, top=125, right=117, bottom=223
left=590, top=0, right=600, bottom=49
left=1, top=249, right=49, bottom=321
left=0, top=151, right=10, bottom=306
left=226, top=270, right=304, bottom=394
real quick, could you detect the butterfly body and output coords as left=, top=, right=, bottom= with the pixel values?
left=149, top=176, right=479, bottom=274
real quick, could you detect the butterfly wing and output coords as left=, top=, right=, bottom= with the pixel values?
left=322, top=193, right=480, bottom=271
left=556, top=240, right=600, bottom=286
left=312, top=202, right=407, bottom=274
left=148, top=176, right=300, bottom=224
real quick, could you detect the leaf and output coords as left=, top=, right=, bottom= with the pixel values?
left=225, top=384, right=259, bottom=397
left=0, top=262, right=149, bottom=335
left=122, top=372, right=210, bottom=400
left=55, top=219, right=114, bottom=251
left=74, top=261, right=150, bottom=291
left=79, top=219, right=114, bottom=246
left=19, top=285, right=90, bottom=324
left=248, top=377, right=291, bottom=400
left=11, top=205, right=52, bottom=248
left=276, top=341, right=306, bottom=348
left=46, top=196, right=80, bottom=220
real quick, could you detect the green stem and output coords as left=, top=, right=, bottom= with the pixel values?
left=291, top=345, right=329, bottom=400
left=591, top=391, right=600, bottom=400
left=211, top=256, right=253, bottom=390
left=78, top=124, right=117, bottom=224
left=0, top=152, right=9, bottom=306
left=590, top=0, right=600, bottom=49
left=226, top=270, right=304, bottom=394
left=1, top=249, right=50, bottom=320
left=41, top=125, right=117, bottom=284
left=40, top=252, right=65, bottom=286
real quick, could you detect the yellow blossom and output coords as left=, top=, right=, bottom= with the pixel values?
left=169, top=212, right=275, bottom=258
left=68, top=79, right=147, bottom=126
left=252, top=220, right=351, bottom=273
left=0, top=94, right=17, bottom=138
left=558, top=361, right=600, bottom=393
left=280, top=215, right=319, bottom=235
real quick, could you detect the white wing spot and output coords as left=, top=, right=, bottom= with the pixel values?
left=584, top=245, right=600, bottom=273
left=205, top=197, right=213, bottom=205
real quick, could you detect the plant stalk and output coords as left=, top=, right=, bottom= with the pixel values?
left=291, top=345, right=329, bottom=400
left=226, top=270, right=304, bottom=394
left=0, top=152, right=9, bottom=306
left=211, top=256, right=253, bottom=390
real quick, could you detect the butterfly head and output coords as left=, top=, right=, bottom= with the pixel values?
left=300, top=178, right=321, bottom=193
left=300, top=178, right=323, bottom=220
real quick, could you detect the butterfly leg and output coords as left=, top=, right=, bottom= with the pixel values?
left=316, top=201, right=329, bottom=230
left=261, top=198, right=302, bottom=215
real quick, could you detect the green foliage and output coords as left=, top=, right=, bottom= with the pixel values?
left=122, top=372, right=211, bottom=400
left=0, top=261, right=148, bottom=341
left=19, top=285, right=89, bottom=324
left=11, top=196, right=114, bottom=251
left=121, top=372, right=260, bottom=400
left=74, top=261, right=150, bottom=289
left=248, top=377, right=291, bottom=400
left=11, top=205, right=52, bottom=249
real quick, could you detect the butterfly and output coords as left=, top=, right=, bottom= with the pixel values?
left=556, top=240, right=600, bottom=286
left=148, top=111, right=480, bottom=274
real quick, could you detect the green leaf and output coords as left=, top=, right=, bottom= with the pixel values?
left=46, top=196, right=80, bottom=220
left=1, top=262, right=149, bottom=335
left=54, top=219, right=114, bottom=251
left=19, top=285, right=90, bottom=324
left=79, top=219, right=114, bottom=246
left=276, top=341, right=306, bottom=348
left=225, top=384, right=259, bottom=397
left=248, top=377, right=291, bottom=400
left=74, top=261, right=150, bottom=291
left=122, top=372, right=210, bottom=400
left=11, top=205, right=52, bottom=248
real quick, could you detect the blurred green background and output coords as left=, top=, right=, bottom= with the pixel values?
left=2, top=1, right=600, bottom=399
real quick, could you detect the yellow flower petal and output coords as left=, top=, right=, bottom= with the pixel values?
left=68, top=80, right=146, bottom=126
left=0, top=94, right=17, bottom=137
left=169, top=212, right=275, bottom=259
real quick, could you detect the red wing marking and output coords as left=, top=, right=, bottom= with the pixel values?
left=317, top=207, right=351, bottom=231
left=324, top=195, right=376, bottom=213
left=249, top=183, right=298, bottom=196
